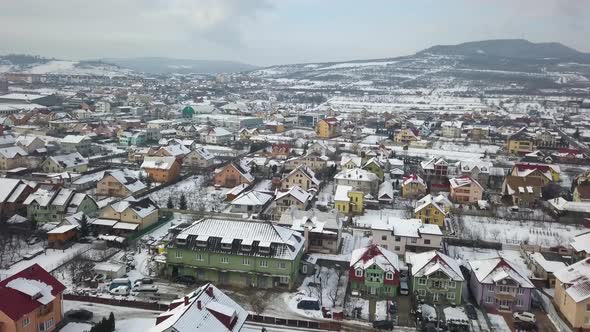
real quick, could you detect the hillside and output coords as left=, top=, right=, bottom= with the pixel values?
left=0, top=54, right=131, bottom=77
left=102, top=57, right=258, bottom=75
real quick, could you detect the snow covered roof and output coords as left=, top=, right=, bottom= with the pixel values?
left=141, top=156, right=177, bottom=170
left=47, top=224, right=77, bottom=234
left=571, top=231, right=590, bottom=254
left=548, top=197, right=590, bottom=213
left=468, top=256, right=534, bottom=288
left=0, top=178, right=25, bottom=203
left=407, top=251, right=464, bottom=281
left=414, top=194, right=452, bottom=214
left=0, top=146, right=28, bottom=159
left=192, top=147, right=215, bottom=161
left=61, top=135, right=89, bottom=144
left=340, top=154, right=362, bottom=167
left=421, top=157, right=447, bottom=170
left=160, top=144, right=190, bottom=157
left=149, top=283, right=247, bottom=332
left=554, top=258, right=590, bottom=303
left=230, top=191, right=273, bottom=206
left=402, top=174, right=425, bottom=187
left=275, top=185, right=311, bottom=204
left=372, top=218, right=442, bottom=237
left=528, top=252, right=566, bottom=273
left=378, top=181, right=394, bottom=201
left=449, top=176, right=483, bottom=190
left=334, top=168, right=378, bottom=182
left=441, top=121, right=463, bottom=128
left=48, top=152, right=88, bottom=169
left=334, top=185, right=354, bottom=202
left=176, top=218, right=304, bottom=260
left=455, top=160, right=493, bottom=174
left=104, top=169, right=146, bottom=193
left=350, top=244, right=400, bottom=273
left=23, top=186, right=58, bottom=207
left=109, top=197, right=158, bottom=219
left=278, top=207, right=341, bottom=233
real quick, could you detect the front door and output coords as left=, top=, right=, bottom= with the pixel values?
left=433, top=293, right=439, bottom=302
left=370, top=287, right=377, bottom=295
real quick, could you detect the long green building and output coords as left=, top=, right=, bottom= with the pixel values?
left=165, top=217, right=305, bottom=289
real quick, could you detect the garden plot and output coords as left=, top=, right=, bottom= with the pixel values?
left=343, top=297, right=389, bottom=321
left=149, top=175, right=228, bottom=212
left=456, top=215, right=585, bottom=247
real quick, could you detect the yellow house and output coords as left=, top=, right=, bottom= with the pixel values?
left=401, top=174, right=427, bottom=199
left=507, top=128, right=536, bottom=155
left=394, top=128, right=419, bottom=144
left=334, top=185, right=364, bottom=215
left=553, top=258, right=590, bottom=329
left=315, top=118, right=340, bottom=139
left=100, top=197, right=159, bottom=230
left=414, top=194, right=452, bottom=227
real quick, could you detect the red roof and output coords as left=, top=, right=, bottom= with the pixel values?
left=515, top=163, right=552, bottom=173
left=0, top=264, right=65, bottom=321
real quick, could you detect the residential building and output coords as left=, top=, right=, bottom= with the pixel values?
left=449, top=176, right=484, bottom=204
left=526, top=252, right=567, bottom=288
left=96, top=169, right=146, bottom=198
left=315, top=118, right=340, bottom=138
left=406, top=251, right=464, bottom=305
left=41, top=152, right=88, bottom=173
left=184, top=147, right=215, bottom=169
left=507, top=128, right=536, bottom=155
left=99, top=197, right=159, bottom=230
left=24, top=186, right=98, bottom=223
left=570, top=231, right=590, bottom=262
left=334, top=185, right=364, bottom=215
left=349, top=245, right=400, bottom=298
left=165, top=218, right=305, bottom=289
left=454, top=160, right=493, bottom=187
left=214, top=163, right=254, bottom=188
left=149, top=145, right=190, bottom=162
left=468, top=256, right=535, bottom=312
left=394, top=128, right=419, bottom=144
left=229, top=191, right=273, bottom=215
left=378, top=181, right=394, bottom=204
left=200, top=127, right=233, bottom=145
left=511, top=163, right=560, bottom=183
left=441, top=121, right=463, bottom=138
left=271, top=143, right=291, bottom=159
left=141, top=156, right=181, bottom=183
left=334, top=168, right=379, bottom=197
left=371, top=218, right=443, bottom=256
left=281, top=165, right=320, bottom=191
left=572, top=171, right=590, bottom=202
left=274, top=186, right=311, bottom=215
left=0, top=146, right=28, bottom=170
left=15, top=136, right=46, bottom=153
left=149, top=283, right=247, bottom=332
left=0, top=178, right=36, bottom=220
left=0, top=264, right=66, bottom=332
left=401, top=174, right=427, bottom=199
left=308, top=141, right=336, bottom=156
left=283, top=153, right=328, bottom=173
left=362, top=157, right=385, bottom=180
left=553, top=258, right=590, bottom=330
left=413, top=194, right=452, bottom=227
left=420, top=157, right=449, bottom=178
left=60, top=135, right=91, bottom=156
left=340, top=154, right=362, bottom=170
left=501, top=176, right=543, bottom=207
left=278, top=207, right=342, bottom=254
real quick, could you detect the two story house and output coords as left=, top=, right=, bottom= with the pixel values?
left=334, top=168, right=379, bottom=197
left=414, top=194, right=452, bottom=227
left=96, top=169, right=146, bottom=198
left=406, top=251, right=464, bottom=305
left=99, top=197, right=159, bottom=230
left=60, top=135, right=91, bottom=156
left=274, top=186, right=311, bottom=216
left=553, top=257, right=590, bottom=330
left=214, top=163, right=254, bottom=188
left=401, top=174, right=427, bottom=199
left=449, top=176, right=484, bottom=204
left=278, top=207, right=342, bottom=254
left=0, top=146, right=29, bottom=170
left=184, top=147, right=215, bottom=169
left=141, top=156, right=181, bottom=183
left=281, top=165, right=320, bottom=191
left=371, top=218, right=442, bottom=256
left=41, top=153, right=88, bottom=173
left=315, top=118, right=340, bottom=139
left=349, top=245, right=401, bottom=298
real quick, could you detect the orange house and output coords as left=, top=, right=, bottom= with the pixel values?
left=213, top=163, right=254, bottom=188
left=141, top=156, right=181, bottom=183
left=0, top=264, right=66, bottom=332
left=47, top=225, right=78, bottom=249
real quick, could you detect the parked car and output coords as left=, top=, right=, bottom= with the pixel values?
left=514, top=320, right=538, bottom=331
left=139, top=277, right=154, bottom=284
left=297, top=297, right=320, bottom=310
left=108, top=278, right=131, bottom=291
left=465, top=304, right=477, bottom=320
left=175, top=275, right=196, bottom=285
left=109, top=286, right=129, bottom=296
left=513, top=312, right=536, bottom=323
left=372, top=320, right=394, bottom=330
left=399, top=281, right=409, bottom=295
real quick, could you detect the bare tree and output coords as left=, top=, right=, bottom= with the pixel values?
left=249, top=290, right=271, bottom=315
left=489, top=229, right=501, bottom=242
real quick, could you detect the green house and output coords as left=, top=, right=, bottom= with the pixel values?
left=349, top=245, right=401, bottom=298
left=165, top=218, right=305, bottom=290
left=406, top=251, right=464, bottom=305
left=362, top=157, right=385, bottom=180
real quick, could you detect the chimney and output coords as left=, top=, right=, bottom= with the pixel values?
left=197, top=300, right=202, bottom=310
left=184, top=296, right=189, bottom=306
left=206, top=286, right=214, bottom=298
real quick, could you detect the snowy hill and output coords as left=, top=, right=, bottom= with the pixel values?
left=0, top=55, right=132, bottom=77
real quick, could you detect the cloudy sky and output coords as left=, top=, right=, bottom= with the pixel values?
left=0, top=0, right=588, bottom=66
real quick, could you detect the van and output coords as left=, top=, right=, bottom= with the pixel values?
left=109, top=278, right=131, bottom=291
left=297, top=297, right=320, bottom=310
left=400, top=281, right=409, bottom=295
left=109, top=286, right=129, bottom=296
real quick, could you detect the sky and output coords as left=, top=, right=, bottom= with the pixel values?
left=0, top=0, right=589, bottom=66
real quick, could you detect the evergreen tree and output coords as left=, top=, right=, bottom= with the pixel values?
left=108, top=312, right=115, bottom=331
left=179, top=193, right=187, bottom=210
left=79, top=214, right=89, bottom=238
left=167, top=196, right=174, bottom=209
left=573, top=127, right=581, bottom=139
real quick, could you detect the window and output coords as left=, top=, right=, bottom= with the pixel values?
left=418, top=278, right=427, bottom=285
left=279, top=276, right=289, bottom=284
left=220, top=256, right=229, bottom=264
left=516, top=298, right=523, bottom=306
left=419, top=289, right=426, bottom=296
left=277, top=262, right=286, bottom=269
left=448, top=281, right=456, bottom=289
left=38, top=318, right=54, bottom=332
left=447, top=293, right=455, bottom=300
left=517, top=288, right=524, bottom=295
left=486, top=296, right=493, bottom=303
left=355, top=269, right=363, bottom=277
left=410, top=238, right=417, bottom=244
left=381, top=235, right=387, bottom=241
left=385, top=272, right=394, bottom=280
left=259, top=260, right=268, bottom=268
left=175, top=251, right=182, bottom=259
left=586, top=304, right=590, bottom=312
left=195, top=253, right=203, bottom=261
left=487, top=284, right=494, bottom=291
left=242, top=258, right=250, bottom=265
left=395, top=236, right=401, bottom=242
left=424, top=239, right=431, bottom=245
left=394, top=246, right=400, bottom=251
left=23, top=317, right=30, bottom=327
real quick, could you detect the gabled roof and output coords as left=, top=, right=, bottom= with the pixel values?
left=103, top=169, right=146, bottom=193
left=407, top=251, right=464, bottom=282
left=278, top=207, right=341, bottom=233
left=402, top=174, right=426, bottom=187
left=570, top=231, right=590, bottom=254
left=141, top=156, right=177, bottom=170
left=334, top=168, right=378, bottom=183
left=230, top=191, right=273, bottom=206
left=191, top=147, right=215, bottom=161
left=109, top=197, right=158, bottom=218
left=414, top=194, right=452, bottom=214
left=554, top=258, right=590, bottom=303
left=285, top=165, right=320, bottom=186
left=0, top=146, right=28, bottom=159
left=0, top=264, right=66, bottom=321
left=275, top=186, right=311, bottom=204
left=468, top=256, right=534, bottom=288
left=421, top=157, right=447, bottom=170
left=350, top=244, right=400, bottom=273
left=61, top=135, right=89, bottom=144
left=449, top=176, right=483, bottom=190
left=372, top=218, right=442, bottom=237
left=48, top=152, right=88, bottom=169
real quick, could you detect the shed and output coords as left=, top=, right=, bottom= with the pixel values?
left=94, top=262, right=126, bottom=279
left=47, top=224, right=78, bottom=249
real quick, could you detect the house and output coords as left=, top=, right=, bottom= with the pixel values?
left=406, top=251, right=464, bottom=305
left=378, top=180, right=394, bottom=204
left=570, top=231, right=590, bottom=262
left=96, top=169, right=146, bottom=198
left=507, top=128, right=536, bottom=155
left=238, top=127, right=259, bottom=141
left=441, top=121, right=463, bottom=138
left=572, top=171, right=590, bottom=202
left=371, top=218, right=442, bottom=256
left=454, top=160, right=493, bottom=187
left=468, top=256, right=535, bottom=312
left=511, top=163, right=560, bottom=183
left=200, top=127, right=233, bottom=145
left=229, top=191, right=273, bottom=215
left=119, top=131, right=146, bottom=146
left=141, top=156, right=181, bottom=183
left=41, top=152, right=88, bottom=173
left=24, top=186, right=98, bottom=223
left=394, top=128, right=419, bottom=144
left=278, top=207, right=342, bottom=254
left=271, top=143, right=291, bottom=159
left=414, top=194, right=452, bottom=227
left=420, top=157, right=449, bottom=178
left=315, top=118, right=340, bottom=138
left=340, top=154, right=362, bottom=170
left=0, top=146, right=28, bottom=170
left=283, top=153, right=328, bottom=173
left=165, top=218, right=305, bottom=289
left=274, top=186, right=311, bottom=215
left=47, top=224, right=78, bottom=249
left=553, top=257, right=590, bottom=330
left=0, top=178, right=37, bottom=220
left=501, top=176, right=543, bottom=207
left=334, top=168, right=379, bottom=197
left=213, top=163, right=254, bottom=188
left=184, top=147, right=215, bottom=169
left=449, top=176, right=484, bottom=204
left=60, top=135, right=91, bottom=156
left=401, top=174, right=427, bottom=199
left=281, top=165, right=320, bottom=191
left=349, top=245, right=400, bottom=298
left=362, top=157, right=385, bottom=180
left=15, top=135, right=46, bottom=153
left=547, top=197, right=590, bottom=223
left=0, top=264, right=66, bottom=332
left=99, top=197, right=159, bottom=230
left=526, top=252, right=567, bottom=288
left=149, top=283, right=247, bottom=332
left=334, top=185, right=364, bottom=215
left=149, top=144, right=190, bottom=162
left=309, top=141, right=336, bottom=156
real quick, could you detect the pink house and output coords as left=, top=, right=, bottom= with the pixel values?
left=449, top=176, right=483, bottom=204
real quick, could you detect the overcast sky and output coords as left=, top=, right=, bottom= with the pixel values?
left=0, top=0, right=588, bottom=66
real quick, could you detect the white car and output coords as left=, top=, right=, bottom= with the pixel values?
left=513, top=311, right=536, bottom=323
left=109, top=286, right=130, bottom=296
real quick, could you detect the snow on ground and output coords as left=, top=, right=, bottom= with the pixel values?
left=353, top=208, right=408, bottom=228
left=488, top=314, right=511, bottom=332
left=64, top=301, right=159, bottom=332
left=316, top=181, right=334, bottom=207
left=149, top=175, right=228, bottom=212
left=458, top=215, right=585, bottom=247
left=432, top=141, right=501, bottom=154
left=0, top=243, right=91, bottom=280
left=447, top=246, right=533, bottom=277
left=60, top=322, right=92, bottom=332
left=388, top=145, right=485, bottom=160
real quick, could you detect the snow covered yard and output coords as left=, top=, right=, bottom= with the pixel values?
left=343, top=297, right=388, bottom=321
left=352, top=208, right=409, bottom=228
left=432, top=141, right=501, bottom=154
left=63, top=301, right=159, bottom=332
left=149, top=175, right=228, bottom=212
left=457, top=215, right=585, bottom=247
left=488, top=314, right=511, bottom=332
left=316, top=181, right=334, bottom=207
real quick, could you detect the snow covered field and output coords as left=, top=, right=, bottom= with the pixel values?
left=431, top=141, right=501, bottom=154
left=149, top=176, right=228, bottom=212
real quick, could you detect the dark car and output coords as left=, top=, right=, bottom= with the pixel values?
left=175, top=275, right=196, bottom=284
left=465, top=304, right=477, bottom=320
left=514, top=321, right=538, bottom=331
left=372, top=320, right=394, bottom=330
left=65, top=309, right=93, bottom=321
left=140, top=277, right=154, bottom=284
left=297, top=298, right=320, bottom=310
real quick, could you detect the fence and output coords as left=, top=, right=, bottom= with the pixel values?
left=247, top=314, right=341, bottom=331
left=63, top=293, right=169, bottom=311
left=534, top=290, right=573, bottom=332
